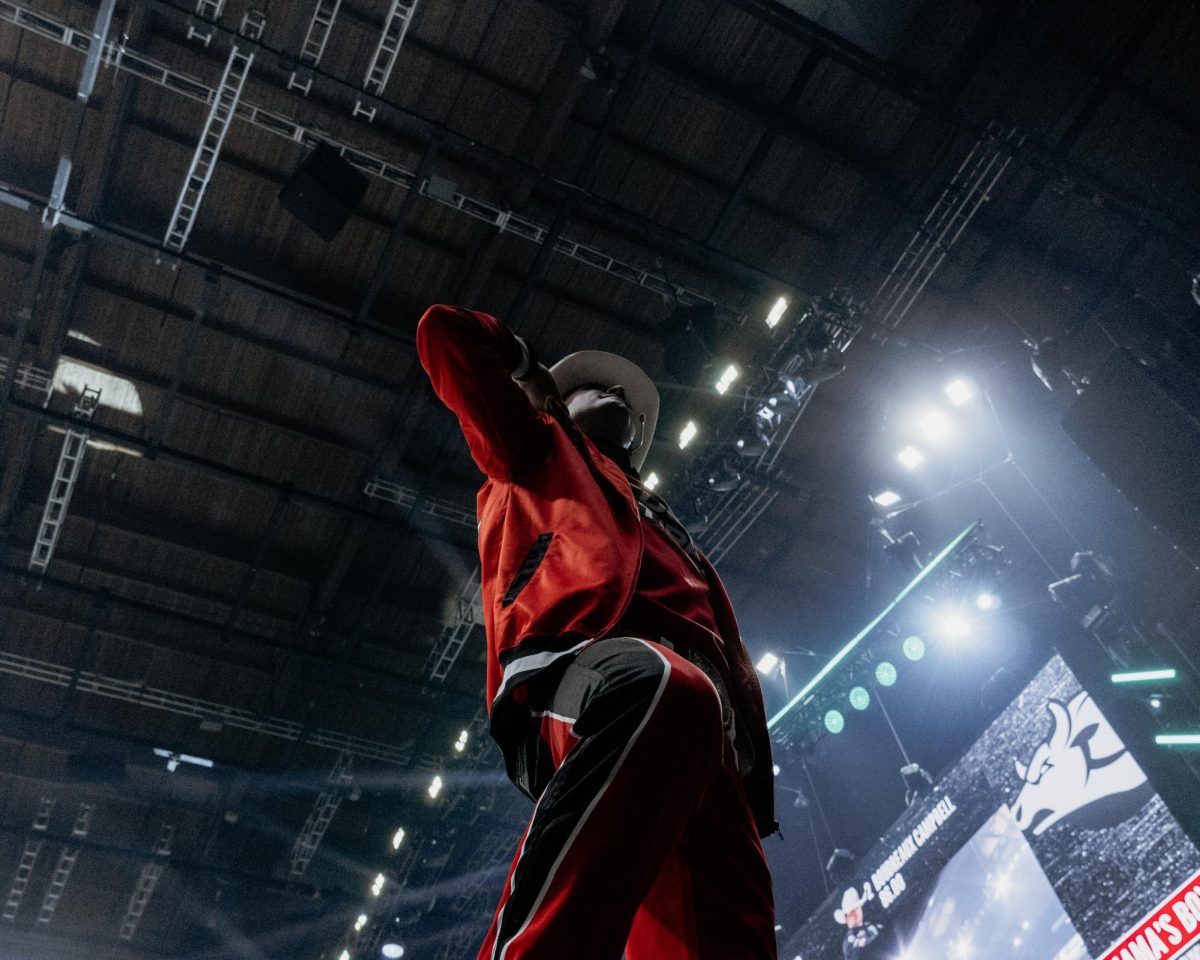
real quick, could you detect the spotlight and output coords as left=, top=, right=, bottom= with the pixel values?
left=975, top=591, right=1000, bottom=611
left=1148, top=694, right=1164, bottom=711
left=355, top=914, right=368, bottom=931
left=937, top=610, right=971, bottom=641
left=339, top=951, right=350, bottom=960
left=756, top=652, right=780, bottom=674
left=825, top=847, right=854, bottom=884
left=871, top=490, right=901, bottom=508
left=902, top=635, right=925, bottom=661
left=918, top=409, right=955, bottom=443
left=897, top=446, right=925, bottom=469
left=390, top=827, right=406, bottom=850
left=900, top=762, right=933, bottom=806
left=772, top=764, right=781, bottom=776
left=454, top=729, right=469, bottom=752
left=945, top=378, right=974, bottom=406
left=371, top=872, right=386, bottom=897
left=706, top=458, right=742, bottom=492
left=734, top=418, right=771, bottom=457
left=644, top=471, right=660, bottom=491
left=714, top=363, right=739, bottom=394
left=824, top=709, right=845, bottom=734
left=678, top=420, right=698, bottom=449
left=848, top=686, right=870, bottom=711
left=875, top=661, right=897, bottom=687
left=382, top=945, right=406, bottom=959
left=765, top=296, right=788, bottom=328
left=427, top=775, right=443, bottom=799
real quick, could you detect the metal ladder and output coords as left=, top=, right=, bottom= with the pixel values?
left=163, top=41, right=255, bottom=252
left=37, top=802, right=93, bottom=925
left=427, top=566, right=483, bottom=681
left=118, top=824, right=174, bottom=941
left=30, top=387, right=100, bottom=574
left=288, top=754, right=354, bottom=880
left=289, top=0, right=342, bottom=93
left=354, top=0, right=418, bottom=120
left=3, top=800, right=52, bottom=921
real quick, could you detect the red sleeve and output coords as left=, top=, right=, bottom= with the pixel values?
left=416, top=304, right=550, bottom=479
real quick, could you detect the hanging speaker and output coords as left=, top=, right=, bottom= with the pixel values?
left=278, top=141, right=369, bottom=241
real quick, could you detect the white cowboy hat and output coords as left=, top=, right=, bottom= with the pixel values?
left=550, top=350, right=659, bottom=471
left=833, top=886, right=866, bottom=924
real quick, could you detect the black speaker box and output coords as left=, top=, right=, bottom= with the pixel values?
left=1061, top=351, right=1200, bottom=561
left=278, top=141, right=369, bottom=241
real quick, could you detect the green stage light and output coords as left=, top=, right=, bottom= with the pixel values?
left=1155, top=733, right=1200, bottom=746
left=876, top=661, right=897, bottom=687
left=849, top=686, right=870, bottom=711
left=1112, top=668, right=1177, bottom=684
left=824, top=710, right=845, bottom=734
left=903, top=635, right=925, bottom=661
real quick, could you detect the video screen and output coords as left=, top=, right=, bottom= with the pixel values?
left=784, top=655, right=1200, bottom=960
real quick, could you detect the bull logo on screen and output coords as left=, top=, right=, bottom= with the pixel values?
left=1010, top=690, right=1153, bottom=835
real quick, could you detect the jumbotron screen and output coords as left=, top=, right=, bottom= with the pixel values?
left=784, top=655, right=1200, bottom=960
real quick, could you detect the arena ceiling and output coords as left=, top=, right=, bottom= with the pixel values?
left=0, top=0, right=1197, bottom=957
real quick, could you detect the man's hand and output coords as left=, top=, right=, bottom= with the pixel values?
left=516, top=362, right=562, bottom=411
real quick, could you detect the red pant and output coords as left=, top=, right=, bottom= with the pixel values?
left=477, top=637, right=776, bottom=960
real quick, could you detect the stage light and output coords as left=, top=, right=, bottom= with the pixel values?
left=918, top=409, right=954, bottom=443
left=975, top=591, right=1000, bottom=611
left=756, top=652, right=780, bottom=674
left=897, top=446, right=924, bottom=469
left=706, top=459, right=742, bottom=492
left=371, top=872, right=386, bottom=896
left=900, top=763, right=932, bottom=805
left=875, top=661, right=897, bottom=687
left=945, top=378, right=974, bottom=406
left=872, top=490, right=901, bottom=508
left=1111, top=668, right=1177, bottom=684
left=454, top=729, right=469, bottom=753
left=848, top=686, right=870, bottom=711
left=902, top=635, right=925, bottom=661
left=382, top=945, right=405, bottom=959
left=390, top=827, right=405, bottom=850
left=678, top=420, right=698, bottom=449
left=339, top=951, right=350, bottom=960
left=937, top=610, right=971, bottom=641
left=772, top=764, right=781, bottom=776
left=715, top=364, right=739, bottom=394
left=427, top=775, right=443, bottom=799
left=1148, top=695, right=1164, bottom=711
left=644, top=471, right=660, bottom=491
left=1155, top=733, right=1200, bottom=746
left=765, top=296, right=788, bottom=328
left=824, top=710, right=845, bottom=734
left=988, top=870, right=1012, bottom=901
left=355, top=914, right=368, bottom=931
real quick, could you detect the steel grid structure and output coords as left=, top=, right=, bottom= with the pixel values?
left=287, top=753, right=354, bottom=881
left=2, top=798, right=54, bottom=922
left=28, top=385, right=100, bottom=573
left=0, top=649, right=415, bottom=766
left=425, top=565, right=482, bottom=682
left=0, top=355, right=53, bottom=399
left=0, top=0, right=738, bottom=314
left=117, top=823, right=174, bottom=942
left=36, top=801, right=94, bottom=926
left=362, top=476, right=477, bottom=532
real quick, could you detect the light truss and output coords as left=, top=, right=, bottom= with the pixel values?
left=118, top=823, right=173, bottom=942
left=426, top=566, right=483, bottom=681
left=287, top=753, right=353, bottom=880
left=162, top=38, right=256, bottom=252
left=0, top=649, right=414, bottom=765
left=872, top=125, right=1024, bottom=331
left=353, top=0, right=418, bottom=121
left=288, top=0, right=342, bottom=94
left=37, top=801, right=93, bottom=925
left=0, top=0, right=732, bottom=312
left=29, top=386, right=100, bottom=574
left=185, top=0, right=226, bottom=46
left=363, top=476, right=477, bottom=531
left=3, top=798, right=54, bottom=922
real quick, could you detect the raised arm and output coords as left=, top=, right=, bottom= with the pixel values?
left=416, top=304, right=551, bottom=479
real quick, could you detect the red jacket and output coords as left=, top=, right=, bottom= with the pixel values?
left=417, top=304, right=776, bottom=837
